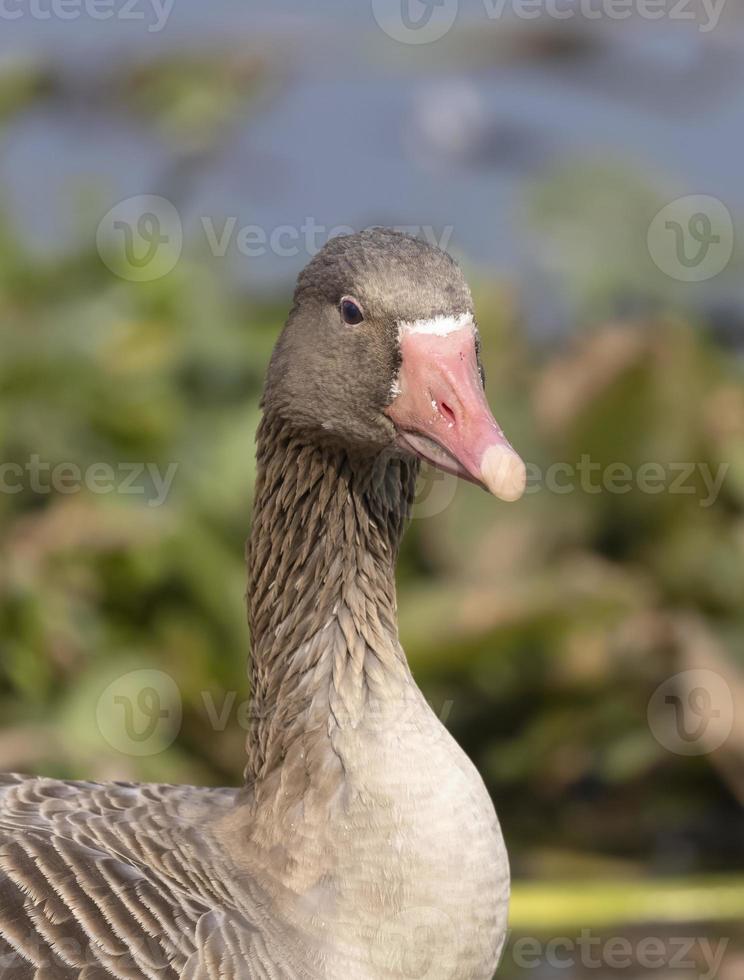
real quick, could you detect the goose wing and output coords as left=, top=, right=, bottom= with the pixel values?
left=0, top=774, right=270, bottom=979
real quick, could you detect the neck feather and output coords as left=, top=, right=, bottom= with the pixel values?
left=244, top=414, right=418, bottom=785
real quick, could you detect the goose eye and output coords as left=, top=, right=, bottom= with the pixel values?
left=340, top=298, right=364, bottom=325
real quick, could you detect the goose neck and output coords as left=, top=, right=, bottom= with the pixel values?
left=244, top=415, right=418, bottom=784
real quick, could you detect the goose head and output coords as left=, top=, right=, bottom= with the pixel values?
left=262, top=227, right=526, bottom=502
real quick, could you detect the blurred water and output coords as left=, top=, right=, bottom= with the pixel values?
left=1, top=0, right=743, bottom=308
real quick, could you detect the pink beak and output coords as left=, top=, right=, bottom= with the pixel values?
left=386, top=322, right=526, bottom=502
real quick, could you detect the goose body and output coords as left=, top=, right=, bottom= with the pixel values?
left=0, top=230, right=524, bottom=979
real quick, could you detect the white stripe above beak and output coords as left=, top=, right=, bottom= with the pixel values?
left=398, top=312, right=474, bottom=338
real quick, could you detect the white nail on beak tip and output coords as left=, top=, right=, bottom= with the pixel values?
left=480, top=445, right=527, bottom=502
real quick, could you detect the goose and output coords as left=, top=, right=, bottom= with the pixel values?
left=0, top=228, right=527, bottom=980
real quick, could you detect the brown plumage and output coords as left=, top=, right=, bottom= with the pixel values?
left=0, top=229, right=520, bottom=979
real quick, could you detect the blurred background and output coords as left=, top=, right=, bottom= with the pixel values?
left=0, top=1, right=743, bottom=977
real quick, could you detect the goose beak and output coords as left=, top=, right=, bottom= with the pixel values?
left=386, top=320, right=526, bottom=502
